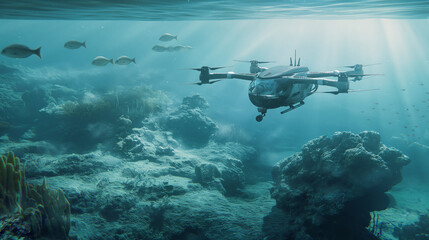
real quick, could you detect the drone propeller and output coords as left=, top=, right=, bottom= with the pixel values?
left=184, top=80, right=223, bottom=85
left=185, top=66, right=231, bottom=71
left=347, top=73, right=384, bottom=77
left=343, top=63, right=381, bottom=68
left=317, top=89, right=380, bottom=95
left=234, top=60, right=274, bottom=64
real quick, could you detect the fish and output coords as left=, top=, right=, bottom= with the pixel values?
left=91, top=56, right=113, bottom=66
left=159, top=33, right=177, bottom=42
left=64, top=40, right=86, bottom=49
left=173, top=45, right=192, bottom=51
left=1, top=44, right=41, bottom=59
left=115, top=56, right=136, bottom=65
left=152, top=45, right=167, bottom=52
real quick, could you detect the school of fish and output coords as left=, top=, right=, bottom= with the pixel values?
left=1, top=33, right=191, bottom=66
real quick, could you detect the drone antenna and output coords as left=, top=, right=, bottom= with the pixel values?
left=298, top=58, right=301, bottom=66
left=290, top=57, right=293, bottom=66
left=294, top=50, right=297, bottom=66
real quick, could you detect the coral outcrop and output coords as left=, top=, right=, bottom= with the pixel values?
left=181, top=94, right=209, bottom=110
left=0, top=152, right=71, bottom=239
left=163, top=95, right=217, bottom=147
left=117, top=119, right=179, bottom=161
left=193, top=145, right=247, bottom=196
left=264, top=131, right=410, bottom=240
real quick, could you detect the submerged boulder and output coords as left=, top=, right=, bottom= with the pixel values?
left=193, top=142, right=254, bottom=196
left=116, top=121, right=179, bottom=161
left=163, top=95, right=217, bottom=148
left=181, top=94, right=209, bottom=110
left=264, top=131, right=410, bottom=240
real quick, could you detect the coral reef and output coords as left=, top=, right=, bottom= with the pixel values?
left=181, top=94, right=209, bottom=110
left=17, top=133, right=267, bottom=240
left=34, top=86, right=169, bottom=152
left=193, top=148, right=246, bottom=196
left=59, top=86, right=167, bottom=125
left=0, top=152, right=71, bottom=239
left=163, top=95, right=217, bottom=147
left=264, top=131, right=410, bottom=240
left=117, top=119, right=179, bottom=161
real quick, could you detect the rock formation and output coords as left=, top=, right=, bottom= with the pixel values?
left=264, top=131, right=410, bottom=240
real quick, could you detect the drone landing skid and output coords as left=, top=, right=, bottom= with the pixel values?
left=281, top=101, right=305, bottom=114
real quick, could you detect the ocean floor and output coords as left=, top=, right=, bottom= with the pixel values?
left=371, top=178, right=429, bottom=240
left=0, top=132, right=276, bottom=239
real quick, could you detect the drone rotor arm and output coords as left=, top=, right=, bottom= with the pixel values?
left=346, top=73, right=383, bottom=77
left=307, top=71, right=340, bottom=78
left=282, top=76, right=337, bottom=86
left=207, top=72, right=255, bottom=81
left=281, top=76, right=349, bottom=92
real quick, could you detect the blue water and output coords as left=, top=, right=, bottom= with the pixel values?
left=1, top=18, right=428, bottom=153
left=0, top=1, right=429, bottom=239
left=0, top=0, right=428, bottom=20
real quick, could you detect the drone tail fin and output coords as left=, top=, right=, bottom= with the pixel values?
left=290, top=57, right=293, bottom=66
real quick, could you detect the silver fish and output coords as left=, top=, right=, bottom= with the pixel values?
left=64, top=40, right=86, bottom=49
left=152, top=45, right=167, bottom=52
left=1, top=44, right=41, bottom=59
left=115, top=56, right=136, bottom=65
left=159, top=33, right=177, bottom=42
left=167, top=45, right=192, bottom=52
left=91, top=56, right=113, bottom=66
left=173, top=45, right=192, bottom=51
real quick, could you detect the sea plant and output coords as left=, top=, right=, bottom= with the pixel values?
left=61, top=86, right=168, bottom=125
left=0, top=151, right=71, bottom=239
left=0, top=152, right=24, bottom=216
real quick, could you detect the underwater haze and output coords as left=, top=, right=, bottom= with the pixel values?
left=1, top=1, right=429, bottom=240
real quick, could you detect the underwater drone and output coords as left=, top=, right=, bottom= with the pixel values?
left=187, top=51, right=381, bottom=122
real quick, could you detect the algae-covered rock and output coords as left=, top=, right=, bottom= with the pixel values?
left=164, top=96, right=217, bottom=148
left=265, top=131, right=410, bottom=240
left=117, top=125, right=178, bottom=161
left=181, top=94, right=209, bottom=110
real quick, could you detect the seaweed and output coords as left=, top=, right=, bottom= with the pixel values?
left=61, top=86, right=167, bottom=125
left=0, top=152, right=71, bottom=239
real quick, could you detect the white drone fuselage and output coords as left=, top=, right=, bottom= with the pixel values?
left=247, top=65, right=316, bottom=109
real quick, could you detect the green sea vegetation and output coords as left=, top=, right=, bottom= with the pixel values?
left=0, top=152, right=71, bottom=239
left=61, top=86, right=168, bottom=124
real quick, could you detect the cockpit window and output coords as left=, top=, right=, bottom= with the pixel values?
left=249, top=80, right=278, bottom=96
